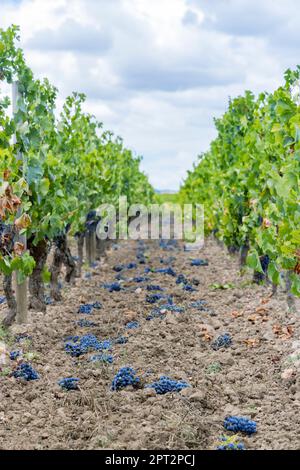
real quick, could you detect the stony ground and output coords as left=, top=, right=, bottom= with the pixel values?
left=0, top=237, right=300, bottom=450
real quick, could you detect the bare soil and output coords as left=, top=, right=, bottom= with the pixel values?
left=0, top=238, right=300, bottom=450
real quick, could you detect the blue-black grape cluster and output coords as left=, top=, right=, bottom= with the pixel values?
left=144, top=267, right=154, bottom=274
left=58, top=377, right=79, bottom=390
left=146, top=285, right=164, bottom=292
left=216, top=436, right=245, bottom=450
left=10, top=350, right=21, bottom=360
left=176, top=274, right=189, bottom=285
left=15, top=333, right=32, bottom=343
left=253, top=254, right=270, bottom=283
left=146, top=376, right=189, bottom=395
left=78, top=301, right=102, bottom=315
left=111, top=367, right=140, bottom=391
left=224, top=416, right=257, bottom=435
left=85, top=210, right=100, bottom=233
left=78, top=304, right=93, bottom=315
left=113, top=336, right=128, bottom=345
left=12, top=363, right=39, bottom=381
left=132, top=276, right=149, bottom=283
left=136, top=245, right=147, bottom=264
left=113, top=262, right=137, bottom=272
left=146, top=303, right=184, bottom=320
left=103, top=282, right=122, bottom=292
left=211, top=333, right=232, bottom=351
left=183, top=284, right=196, bottom=292
left=159, top=304, right=184, bottom=313
left=127, top=262, right=137, bottom=270
left=113, top=264, right=124, bottom=272
left=76, top=319, right=97, bottom=328
left=191, top=258, right=209, bottom=267
left=155, top=267, right=177, bottom=277
left=64, top=334, right=112, bottom=357
left=260, top=255, right=270, bottom=273
left=44, top=295, right=54, bottom=305
left=89, top=353, right=113, bottom=364
left=146, top=294, right=165, bottom=304
left=125, top=321, right=140, bottom=330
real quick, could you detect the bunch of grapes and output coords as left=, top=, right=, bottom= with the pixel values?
left=111, top=367, right=140, bottom=391
left=191, top=258, right=209, bottom=267
left=15, top=333, right=32, bottom=343
left=144, top=267, right=153, bottom=273
left=216, top=436, right=245, bottom=450
left=253, top=254, right=270, bottom=283
left=10, top=350, right=21, bottom=360
left=113, top=265, right=124, bottom=272
left=44, top=295, right=54, bottom=305
left=58, top=378, right=79, bottom=390
left=146, top=294, right=165, bottom=304
left=155, top=267, right=176, bottom=277
left=146, top=285, right=164, bottom=292
left=260, top=255, right=270, bottom=273
left=176, top=274, right=189, bottom=285
left=12, top=363, right=39, bottom=381
left=223, top=416, right=257, bottom=435
left=89, top=354, right=113, bottom=364
left=78, top=301, right=102, bottom=314
left=126, top=263, right=137, bottom=270
left=183, top=284, right=196, bottom=292
left=113, top=336, right=128, bottom=345
left=85, top=210, right=100, bottom=233
left=78, top=304, right=93, bottom=315
left=211, top=334, right=232, bottom=351
left=136, top=248, right=146, bottom=264
left=103, top=282, right=122, bottom=292
left=64, top=335, right=111, bottom=357
left=159, top=304, right=184, bottom=313
left=133, top=276, right=149, bottom=283
left=146, top=376, right=189, bottom=395
left=125, top=321, right=139, bottom=330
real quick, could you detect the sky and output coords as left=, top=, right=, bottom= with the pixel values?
left=1, top=0, right=300, bottom=190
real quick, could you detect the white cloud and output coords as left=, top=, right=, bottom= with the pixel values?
left=1, top=0, right=300, bottom=189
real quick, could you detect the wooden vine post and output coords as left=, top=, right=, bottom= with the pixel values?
left=12, top=81, right=28, bottom=324
left=85, top=231, right=96, bottom=267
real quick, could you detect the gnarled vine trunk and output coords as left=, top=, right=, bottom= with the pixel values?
left=2, top=275, right=17, bottom=327
left=76, top=233, right=85, bottom=276
left=28, top=238, right=49, bottom=312
left=240, top=242, right=249, bottom=267
left=50, top=234, right=76, bottom=301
